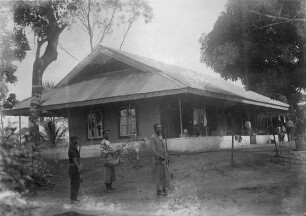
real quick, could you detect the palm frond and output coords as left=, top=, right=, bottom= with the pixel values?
left=42, top=81, right=55, bottom=92
left=40, top=118, right=68, bottom=148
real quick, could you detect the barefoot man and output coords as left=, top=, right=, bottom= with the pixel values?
left=150, top=123, right=170, bottom=196
left=100, top=129, right=119, bottom=192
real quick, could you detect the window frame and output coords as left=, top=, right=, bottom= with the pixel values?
left=118, top=105, right=137, bottom=138
left=86, top=109, right=104, bottom=140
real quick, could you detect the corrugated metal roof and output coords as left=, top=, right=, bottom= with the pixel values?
left=10, top=68, right=182, bottom=110
left=105, top=47, right=288, bottom=108
left=3, top=45, right=289, bottom=116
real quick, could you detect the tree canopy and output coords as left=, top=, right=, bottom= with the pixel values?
left=0, top=11, right=29, bottom=110
left=199, top=0, right=306, bottom=107
left=67, top=0, right=153, bottom=51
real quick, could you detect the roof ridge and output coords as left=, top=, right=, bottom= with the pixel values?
left=56, top=45, right=187, bottom=89
left=103, top=47, right=188, bottom=88
left=105, top=47, right=240, bottom=92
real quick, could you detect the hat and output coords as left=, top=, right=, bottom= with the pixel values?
left=102, top=129, right=110, bottom=135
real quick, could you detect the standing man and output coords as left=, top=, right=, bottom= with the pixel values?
left=286, top=119, right=293, bottom=142
left=68, top=135, right=82, bottom=204
left=150, top=123, right=170, bottom=196
left=100, top=129, right=119, bottom=192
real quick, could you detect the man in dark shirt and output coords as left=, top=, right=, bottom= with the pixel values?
left=68, top=135, right=82, bottom=204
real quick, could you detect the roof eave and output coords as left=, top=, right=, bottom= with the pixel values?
left=188, top=88, right=289, bottom=111
left=1, top=108, right=29, bottom=116
left=2, top=87, right=289, bottom=116
left=2, top=88, right=189, bottom=116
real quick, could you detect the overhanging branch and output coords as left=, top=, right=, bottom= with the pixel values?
left=247, top=9, right=306, bottom=22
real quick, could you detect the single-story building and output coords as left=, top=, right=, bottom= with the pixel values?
left=3, top=45, right=290, bottom=156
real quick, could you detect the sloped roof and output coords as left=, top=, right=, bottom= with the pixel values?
left=3, top=45, right=289, bottom=116
left=104, top=48, right=288, bottom=108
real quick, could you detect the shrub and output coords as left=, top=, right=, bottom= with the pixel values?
left=0, top=124, right=55, bottom=192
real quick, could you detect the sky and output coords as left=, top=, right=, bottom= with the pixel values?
left=4, top=0, right=229, bottom=126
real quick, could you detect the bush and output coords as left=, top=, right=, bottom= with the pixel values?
left=26, top=153, right=55, bottom=190
left=0, top=124, right=55, bottom=192
left=0, top=123, right=56, bottom=215
left=0, top=124, right=31, bottom=216
left=0, top=123, right=32, bottom=193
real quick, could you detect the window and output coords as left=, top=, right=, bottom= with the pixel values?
left=119, top=106, right=137, bottom=137
left=87, top=110, right=103, bottom=139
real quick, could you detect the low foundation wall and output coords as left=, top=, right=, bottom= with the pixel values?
left=41, top=135, right=293, bottom=159
left=167, top=135, right=288, bottom=153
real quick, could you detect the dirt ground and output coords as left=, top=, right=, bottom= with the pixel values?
left=26, top=147, right=306, bottom=216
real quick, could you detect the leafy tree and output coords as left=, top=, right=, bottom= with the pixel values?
left=67, top=0, right=153, bottom=51
left=67, top=0, right=123, bottom=51
left=0, top=9, right=28, bottom=130
left=0, top=8, right=27, bottom=139
left=10, top=0, right=69, bottom=147
left=199, top=0, right=306, bottom=148
left=3, top=94, right=19, bottom=109
left=119, top=0, right=153, bottom=49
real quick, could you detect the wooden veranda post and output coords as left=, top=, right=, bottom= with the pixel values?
left=19, top=116, right=22, bottom=143
left=231, top=134, right=234, bottom=167
left=179, top=96, right=183, bottom=136
left=90, top=109, right=93, bottom=145
left=165, top=129, right=169, bottom=162
left=204, top=102, right=207, bottom=136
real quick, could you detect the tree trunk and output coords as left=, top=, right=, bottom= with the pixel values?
left=28, top=60, right=43, bottom=148
left=89, top=30, right=93, bottom=51
left=87, top=0, right=93, bottom=51
left=241, top=3, right=250, bottom=89
left=119, top=26, right=130, bottom=50
left=28, top=26, right=64, bottom=149
left=120, top=14, right=137, bottom=50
